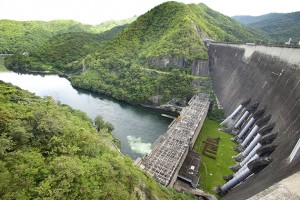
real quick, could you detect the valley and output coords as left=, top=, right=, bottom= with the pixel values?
left=0, top=1, right=299, bottom=200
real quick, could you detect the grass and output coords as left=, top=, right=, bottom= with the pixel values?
left=193, top=119, right=238, bottom=198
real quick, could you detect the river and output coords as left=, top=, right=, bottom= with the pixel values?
left=0, top=59, right=172, bottom=159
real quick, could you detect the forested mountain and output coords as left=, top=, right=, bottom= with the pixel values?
left=5, top=2, right=264, bottom=105
left=0, top=80, right=193, bottom=199
left=233, top=12, right=300, bottom=43
left=0, top=18, right=135, bottom=54
left=232, top=13, right=283, bottom=25
left=97, top=2, right=260, bottom=62
left=71, top=2, right=262, bottom=103
left=90, top=17, right=138, bottom=33
left=0, top=20, right=90, bottom=53
left=28, top=24, right=129, bottom=72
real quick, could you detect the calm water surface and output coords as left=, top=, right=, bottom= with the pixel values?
left=0, top=64, right=171, bottom=159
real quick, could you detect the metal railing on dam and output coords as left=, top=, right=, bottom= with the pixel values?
left=138, top=94, right=210, bottom=186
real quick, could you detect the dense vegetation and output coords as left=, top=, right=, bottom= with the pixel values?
left=90, top=17, right=137, bottom=33
left=232, top=13, right=282, bottom=25
left=0, top=80, right=193, bottom=199
left=70, top=2, right=263, bottom=104
left=4, top=24, right=129, bottom=72
left=0, top=19, right=134, bottom=54
left=233, top=12, right=300, bottom=43
left=188, top=3, right=262, bottom=43
left=95, top=2, right=261, bottom=63
left=0, top=20, right=89, bottom=54
left=4, top=2, right=265, bottom=105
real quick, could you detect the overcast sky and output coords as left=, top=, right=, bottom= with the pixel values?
left=1, top=0, right=299, bottom=25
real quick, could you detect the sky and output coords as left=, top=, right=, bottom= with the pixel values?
left=1, top=0, right=299, bottom=25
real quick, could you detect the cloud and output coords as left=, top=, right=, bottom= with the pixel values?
left=127, top=135, right=151, bottom=155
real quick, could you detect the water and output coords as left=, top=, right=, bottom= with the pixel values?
left=0, top=64, right=172, bottom=159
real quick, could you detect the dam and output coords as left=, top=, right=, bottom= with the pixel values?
left=137, top=43, right=300, bottom=199
left=209, top=43, right=300, bottom=199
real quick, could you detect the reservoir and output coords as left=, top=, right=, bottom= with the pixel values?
left=0, top=60, right=171, bottom=159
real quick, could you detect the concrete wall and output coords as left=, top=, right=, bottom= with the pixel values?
left=246, top=172, right=300, bottom=200
left=191, top=60, right=210, bottom=76
left=147, top=57, right=210, bottom=76
left=209, top=43, right=300, bottom=199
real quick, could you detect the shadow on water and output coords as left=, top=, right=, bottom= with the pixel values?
left=75, top=86, right=176, bottom=119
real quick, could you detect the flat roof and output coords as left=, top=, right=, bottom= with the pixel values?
left=178, top=151, right=201, bottom=187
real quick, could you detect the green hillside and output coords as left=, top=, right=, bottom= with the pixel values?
left=96, top=2, right=260, bottom=63
left=90, top=17, right=137, bottom=33
left=0, top=80, right=193, bottom=199
left=31, top=24, right=129, bottom=72
left=0, top=18, right=135, bottom=54
left=5, top=2, right=264, bottom=105
left=0, top=20, right=90, bottom=53
left=4, top=23, right=129, bottom=73
left=188, top=3, right=260, bottom=43
left=232, top=13, right=283, bottom=25
left=233, top=12, right=300, bottom=43
left=71, top=2, right=261, bottom=103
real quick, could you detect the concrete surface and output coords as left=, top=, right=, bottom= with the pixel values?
left=209, top=43, right=300, bottom=199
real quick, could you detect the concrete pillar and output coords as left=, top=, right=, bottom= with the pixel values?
left=241, top=125, right=260, bottom=147
left=234, top=111, right=250, bottom=129
left=221, top=104, right=243, bottom=126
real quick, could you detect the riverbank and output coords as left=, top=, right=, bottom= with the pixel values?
left=0, top=69, right=172, bottom=159
left=6, top=67, right=71, bottom=79
left=8, top=67, right=189, bottom=113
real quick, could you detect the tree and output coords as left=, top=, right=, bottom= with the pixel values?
left=94, top=115, right=114, bottom=132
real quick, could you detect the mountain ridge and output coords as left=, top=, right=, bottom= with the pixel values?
left=0, top=18, right=135, bottom=54
left=232, top=13, right=283, bottom=25
left=5, top=2, right=266, bottom=106
left=233, top=12, right=300, bottom=43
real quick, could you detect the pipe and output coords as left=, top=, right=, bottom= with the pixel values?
left=221, top=105, right=243, bottom=125
left=242, top=134, right=262, bottom=157
left=221, top=167, right=252, bottom=192
left=220, top=99, right=251, bottom=126
left=241, top=125, right=259, bottom=147
left=218, top=157, right=273, bottom=194
left=234, top=111, right=250, bottom=129
left=235, top=154, right=259, bottom=176
left=240, top=144, right=262, bottom=167
left=237, top=117, right=256, bottom=139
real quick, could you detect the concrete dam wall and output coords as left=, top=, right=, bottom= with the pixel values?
left=209, top=43, right=300, bottom=199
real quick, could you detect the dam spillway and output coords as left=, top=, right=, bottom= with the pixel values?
left=138, top=94, right=210, bottom=187
left=209, top=43, right=300, bottom=199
